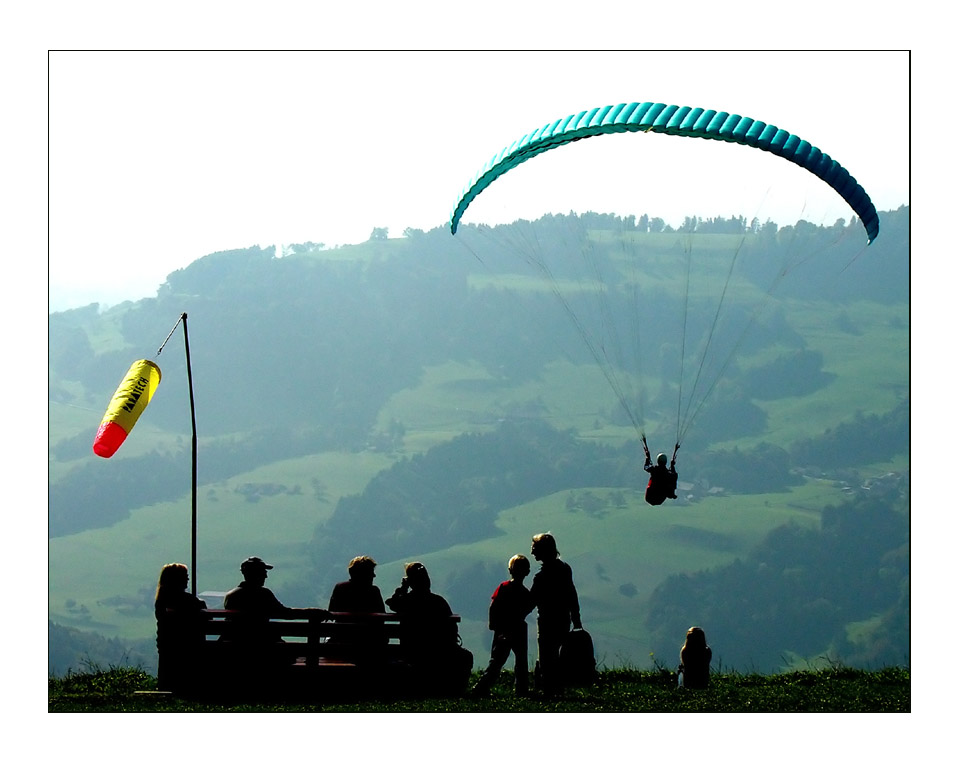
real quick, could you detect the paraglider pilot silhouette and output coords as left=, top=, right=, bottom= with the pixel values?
left=642, top=435, right=678, bottom=506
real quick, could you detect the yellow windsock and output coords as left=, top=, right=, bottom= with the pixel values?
left=92, top=359, right=161, bottom=458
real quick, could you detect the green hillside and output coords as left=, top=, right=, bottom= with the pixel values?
left=48, top=209, right=909, bottom=677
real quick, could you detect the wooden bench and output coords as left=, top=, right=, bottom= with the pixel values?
left=162, top=610, right=469, bottom=700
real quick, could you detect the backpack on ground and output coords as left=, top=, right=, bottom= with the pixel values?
left=559, top=627, right=597, bottom=686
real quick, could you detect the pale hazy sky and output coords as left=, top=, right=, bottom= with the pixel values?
left=48, top=50, right=909, bottom=312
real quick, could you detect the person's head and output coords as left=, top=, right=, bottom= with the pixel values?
left=156, top=563, right=189, bottom=598
left=508, top=554, right=530, bottom=581
left=531, top=532, right=558, bottom=561
left=657, top=452, right=668, bottom=467
left=240, top=556, right=273, bottom=584
left=684, top=626, right=707, bottom=649
left=348, top=555, right=377, bottom=583
left=403, top=561, right=431, bottom=591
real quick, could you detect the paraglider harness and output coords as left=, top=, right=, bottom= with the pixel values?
left=642, top=436, right=679, bottom=506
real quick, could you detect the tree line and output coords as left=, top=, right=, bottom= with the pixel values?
left=302, top=409, right=906, bottom=600
left=49, top=210, right=907, bottom=539
left=645, top=488, right=908, bottom=672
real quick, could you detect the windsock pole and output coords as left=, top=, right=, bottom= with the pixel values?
left=158, top=312, right=198, bottom=597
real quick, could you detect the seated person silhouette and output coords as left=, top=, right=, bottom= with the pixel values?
left=386, top=562, right=470, bottom=691
left=222, top=556, right=329, bottom=675
left=329, top=556, right=385, bottom=613
left=154, top=562, right=209, bottom=694
left=327, top=555, right=387, bottom=662
left=643, top=438, right=679, bottom=506
left=678, top=626, right=712, bottom=689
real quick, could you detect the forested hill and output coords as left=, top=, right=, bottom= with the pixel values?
left=49, top=208, right=908, bottom=676
left=49, top=207, right=908, bottom=540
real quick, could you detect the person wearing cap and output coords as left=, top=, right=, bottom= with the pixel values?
left=223, top=556, right=329, bottom=642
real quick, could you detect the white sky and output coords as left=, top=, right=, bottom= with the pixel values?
left=48, top=50, right=909, bottom=312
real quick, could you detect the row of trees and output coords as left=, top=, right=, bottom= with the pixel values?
left=645, top=488, right=908, bottom=672
left=303, top=404, right=907, bottom=601
left=49, top=210, right=907, bottom=539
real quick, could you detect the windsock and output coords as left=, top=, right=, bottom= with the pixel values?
left=92, top=359, right=162, bottom=458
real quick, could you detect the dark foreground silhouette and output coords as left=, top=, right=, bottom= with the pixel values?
left=155, top=558, right=471, bottom=700
left=49, top=665, right=911, bottom=712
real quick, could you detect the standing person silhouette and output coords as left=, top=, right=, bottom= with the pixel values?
left=529, top=533, right=581, bottom=696
left=471, top=554, right=535, bottom=697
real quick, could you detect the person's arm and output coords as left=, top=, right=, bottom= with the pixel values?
left=569, top=565, right=582, bottom=630
left=522, top=586, right=536, bottom=618
left=385, top=580, right=409, bottom=612
left=270, top=590, right=330, bottom=620
left=328, top=582, right=344, bottom=612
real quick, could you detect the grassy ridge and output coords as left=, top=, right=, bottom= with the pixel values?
left=48, top=665, right=909, bottom=712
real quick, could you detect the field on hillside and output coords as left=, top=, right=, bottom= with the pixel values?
left=397, top=479, right=837, bottom=667
left=49, top=465, right=841, bottom=669
left=48, top=229, right=908, bottom=675
left=48, top=449, right=395, bottom=634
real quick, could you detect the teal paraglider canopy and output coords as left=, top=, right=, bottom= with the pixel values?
left=449, top=101, right=879, bottom=243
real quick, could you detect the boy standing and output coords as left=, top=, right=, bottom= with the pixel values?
left=471, top=554, right=535, bottom=696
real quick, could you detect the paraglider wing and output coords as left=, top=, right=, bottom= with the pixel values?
left=449, top=102, right=879, bottom=243
left=92, top=359, right=162, bottom=458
